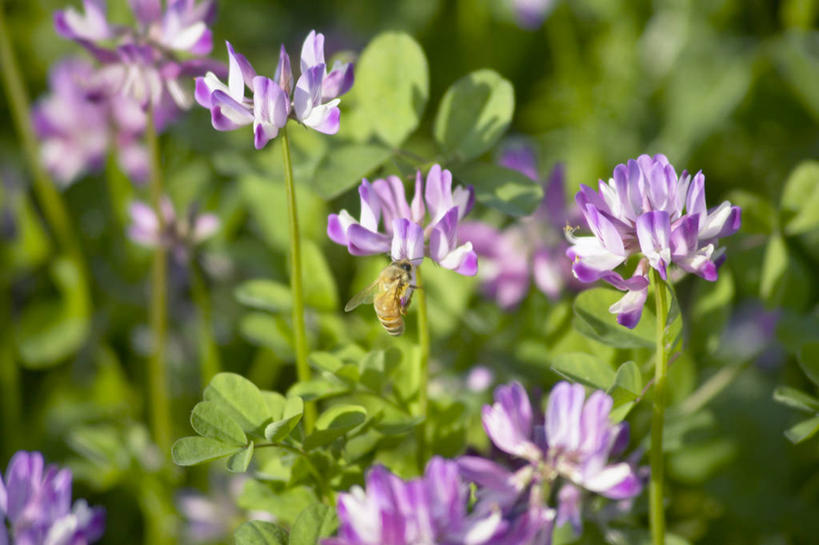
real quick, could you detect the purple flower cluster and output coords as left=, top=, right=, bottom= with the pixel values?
left=459, top=144, right=579, bottom=309
left=55, top=0, right=223, bottom=113
left=195, top=30, right=354, bottom=148
left=459, top=381, right=643, bottom=543
left=567, top=154, right=741, bottom=327
left=128, top=197, right=219, bottom=262
left=32, top=57, right=150, bottom=185
left=325, top=457, right=501, bottom=545
left=0, top=451, right=105, bottom=545
left=327, top=164, right=477, bottom=275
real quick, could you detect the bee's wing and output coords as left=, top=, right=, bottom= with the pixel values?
left=344, top=280, right=379, bottom=312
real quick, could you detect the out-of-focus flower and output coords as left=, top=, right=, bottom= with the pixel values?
left=0, top=450, right=105, bottom=545
left=195, top=30, right=353, bottom=147
left=327, top=164, right=477, bottom=277
left=54, top=0, right=224, bottom=118
left=467, top=366, right=495, bottom=393
left=32, top=57, right=150, bottom=185
left=566, top=154, right=741, bottom=328
left=324, top=457, right=502, bottom=545
left=508, top=0, right=556, bottom=29
left=459, top=381, right=643, bottom=543
left=128, top=196, right=219, bottom=262
left=459, top=144, right=579, bottom=309
left=177, top=475, right=274, bottom=544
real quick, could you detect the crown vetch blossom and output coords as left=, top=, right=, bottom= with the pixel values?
left=194, top=30, right=353, bottom=147
left=54, top=0, right=224, bottom=117
left=324, top=457, right=501, bottom=545
left=0, top=451, right=105, bottom=545
left=459, top=381, right=642, bottom=543
left=327, top=164, right=478, bottom=276
left=566, top=154, right=741, bottom=328
left=128, top=196, right=219, bottom=262
left=32, top=57, right=151, bottom=185
left=459, top=144, right=581, bottom=309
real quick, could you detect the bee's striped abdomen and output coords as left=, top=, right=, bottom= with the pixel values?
left=374, top=293, right=405, bottom=336
left=378, top=314, right=404, bottom=336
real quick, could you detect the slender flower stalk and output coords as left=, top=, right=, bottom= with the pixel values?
left=145, top=107, right=172, bottom=457
left=0, top=1, right=89, bottom=284
left=281, top=126, right=315, bottom=433
left=415, top=267, right=431, bottom=470
left=649, top=268, right=669, bottom=545
left=190, top=262, right=221, bottom=386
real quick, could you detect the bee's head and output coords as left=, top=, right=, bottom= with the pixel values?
left=400, top=262, right=412, bottom=273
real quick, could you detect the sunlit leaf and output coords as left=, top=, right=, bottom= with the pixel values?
left=453, top=163, right=543, bottom=216
left=204, top=373, right=271, bottom=436
left=234, top=520, right=288, bottom=545
left=289, top=503, right=338, bottom=545
left=171, top=437, right=242, bottom=466
left=190, top=401, right=247, bottom=446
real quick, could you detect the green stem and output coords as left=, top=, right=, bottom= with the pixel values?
left=146, top=108, right=172, bottom=457
left=0, top=2, right=87, bottom=278
left=415, top=266, right=430, bottom=472
left=280, top=126, right=315, bottom=433
left=189, top=261, right=220, bottom=387
left=649, top=268, right=669, bottom=545
left=256, top=442, right=334, bottom=504
left=0, top=284, right=20, bottom=457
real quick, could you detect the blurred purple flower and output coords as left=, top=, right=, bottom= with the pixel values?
left=459, top=145, right=579, bottom=309
left=327, top=164, right=478, bottom=277
left=325, top=457, right=502, bottom=545
left=195, top=30, right=353, bottom=147
left=0, top=451, right=105, bottom=545
left=32, top=57, right=150, bottom=185
left=459, top=381, right=643, bottom=543
left=566, top=154, right=741, bottom=328
left=509, top=0, right=556, bottom=29
left=54, top=0, right=224, bottom=117
left=467, top=366, right=495, bottom=393
left=128, top=196, right=219, bottom=262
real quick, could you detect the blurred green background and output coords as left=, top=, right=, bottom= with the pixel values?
left=1, top=0, right=818, bottom=544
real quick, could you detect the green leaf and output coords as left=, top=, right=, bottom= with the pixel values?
left=235, top=280, right=292, bottom=312
left=784, top=414, right=819, bottom=444
left=17, top=258, right=91, bottom=368
left=759, top=234, right=788, bottom=303
left=239, top=313, right=293, bottom=358
left=353, top=31, right=429, bottom=147
left=608, top=361, right=643, bottom=422
left=309, top=352, right=360, bottom=383
left=359, top=348, right=402, bottom=392
left=772, top=33, right=819, bottom=123
left=550, top=352, right=615, bottom=390
left=190, top=401, right=247, bottom=446
left=375, top=416, right=425, bottom=436
left=434, top=69, right=514, bottom=161
left=264, top=396, right=304, bottom=442
left=725, top=189, right=776, bottom=235
left=797, top=341, right=819, bottom=387
left=203, top=373, right=271, bottom=435
left=288, top=379, right=350, bottom=402
left=773, top=386, right=819, bottom=413
left=302, top=240, right=339, bottom=311
left=289, top=504, right=339, bottom=545
left=303, top=405, right=368, bottom=450
left=234, top=520, right=288, bottom=545
left=171, top=437, right=242, bottom=466
left=781, top=160, right=819, bottom=235
left=572, top=288, right=655, bottom=349
left=311, top=144, right=393, bottom=200
left=226, top=442, right=254, bottom=472
left=453, top=163, right=543, bottom=216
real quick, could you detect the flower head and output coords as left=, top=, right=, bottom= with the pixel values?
left=54, top=0, right=224, bottom=117
left=327, top=164, right=478, bottom=276
left=325, top=457, right=501, bottom=545
left=459, top=381, right=643, bottom=543
left=32, top=57, right=151, bottom=185
left=195, top=30, right=354, bottom=147
left=1, top=450, right=105, bottom=545
left=566, top=154, right=741, bottom=327
left=128, top=197, right=219, bottom=262
left=459, top=144, right=580, bottom=309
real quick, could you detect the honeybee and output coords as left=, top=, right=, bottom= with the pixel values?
left=345, top=259, right=417, bottom=336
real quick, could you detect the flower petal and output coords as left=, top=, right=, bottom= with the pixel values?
left=390, top=218, right=424, bottom=263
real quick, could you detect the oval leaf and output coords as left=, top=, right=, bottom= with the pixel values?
left=434, top=69, right=514, bottom=161
left=227, top=441, right=255, bottom=473
left=264, top=396, right=305, bottom=442
left=781, top=160, right=819, bottom=235
left=312, top=144, right=393, bottom=200
left=235, top=280, right=292, bottom=313
left=303, top=405, right=367, bottom=450
left=573, top=288, right=655, bottom=348
left=454, top=163, right=543, bottom=216
left=289, top=503, right=339, bottom=545
left=204, top=373, right=271, bottom=435
left=550, top=352, right=616, bottom=390
left=353, top=31, right=429, bottom=147
left=234, top=520, right=288, bottom=545
left=171, top=436, right=242, bottom=466
left=191, top=401, right=248, bottom=446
